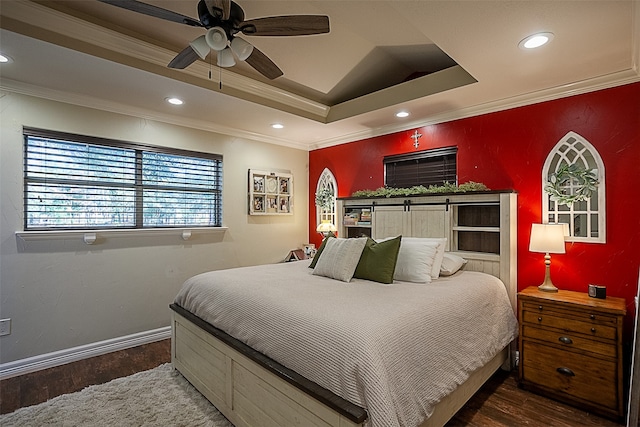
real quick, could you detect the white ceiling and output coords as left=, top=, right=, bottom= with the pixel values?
left=1, top=0, right=638, bottom=151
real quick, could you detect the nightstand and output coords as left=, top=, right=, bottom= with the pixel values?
left=518, top=286, right=626, bottom=421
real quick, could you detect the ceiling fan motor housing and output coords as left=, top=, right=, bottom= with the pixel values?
left=198, top=0, right=243, bottom=33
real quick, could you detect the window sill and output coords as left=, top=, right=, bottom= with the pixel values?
left=15, top=227, right=228, bottom=245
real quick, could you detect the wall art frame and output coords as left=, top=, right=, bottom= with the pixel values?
left=248, top=169, right=293, bottom=215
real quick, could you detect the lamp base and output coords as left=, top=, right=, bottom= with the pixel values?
left=538, top=257, right=559, bottom=292
left=538, top=282, right=559, bottom=292
left=538, top=260, right=558, bottom=292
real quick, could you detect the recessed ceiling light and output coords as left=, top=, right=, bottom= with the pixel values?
left=396, top=111, right=410, bottom=118
left=519, top=32, right=554, bottom=50
left=165, top=97, right=183, bottom=105
left=271, top=123, right=284, bottom=129
left=0, top=53, right=13, bottom=63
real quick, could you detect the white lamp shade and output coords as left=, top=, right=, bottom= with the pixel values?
left=217, top=48, right=236, bottom=67
left=316, top=221, right=337, bottom=233
left=205, top=27, right=228, bottom=51
left=230, top=37, right=254, bottom=61
left=189, top=35, right=209, bottom=60
left=529, top=223, right=566, bottom=254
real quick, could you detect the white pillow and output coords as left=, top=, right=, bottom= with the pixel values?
left=440, top=252, right=468, bottom=276
left=392, top=239, right=438, bottom=283
left=312, top=237, right=367, bottom=282
left=375, top=236, right=447, bottom=283
left=401, top=237, right=447, bottom=279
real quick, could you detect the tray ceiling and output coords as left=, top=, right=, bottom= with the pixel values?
left=0, top=0, right=638, bottom=149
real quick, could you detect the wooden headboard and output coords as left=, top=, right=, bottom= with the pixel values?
left=337, top=190, right=518, bottom=311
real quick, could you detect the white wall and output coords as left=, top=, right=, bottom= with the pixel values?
left=0, top=91, right=309, bottom=364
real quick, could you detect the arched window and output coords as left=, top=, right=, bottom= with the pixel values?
left=542, top=131, right=605, bottom=243
left=316, top=168, right=337, bottom=227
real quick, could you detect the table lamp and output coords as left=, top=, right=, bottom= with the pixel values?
left=529, top=223, right=567, bottom=292
left=316, top=220, right=337, bottom=238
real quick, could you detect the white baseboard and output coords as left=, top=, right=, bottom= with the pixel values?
left=0, top=326, right=171, bottom=380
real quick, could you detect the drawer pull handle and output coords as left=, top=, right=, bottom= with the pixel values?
left=558, top=336, right=573, bottom=344
left=590, top=314, right=596, bottom=320
left=538, top=305, right=543, bottom=311
left=557, top=367, right=575, bottom=377
left=591, top=327, right=596, bottom=333
left=538, top=317, right=543, bottom=322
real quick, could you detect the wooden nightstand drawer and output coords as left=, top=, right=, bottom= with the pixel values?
left=522, top=341, right=617, bottom=410
left=521, top=325, right=616, bottom=358
left=522, top=301, right=618, bottom=325
left=521, top=310, right=617, bottom=340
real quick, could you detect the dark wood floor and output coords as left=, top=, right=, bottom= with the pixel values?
left=0, top=340, right=171, bottom=415
left=0, top=339, right=623, bottom=426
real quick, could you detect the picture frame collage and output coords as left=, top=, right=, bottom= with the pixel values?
left=248, top=169, right=293, bottom=215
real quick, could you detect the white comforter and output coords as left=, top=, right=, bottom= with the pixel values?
left=174, top=260, right=518, bottom=427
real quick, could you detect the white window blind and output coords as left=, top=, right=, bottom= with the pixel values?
left=24, top=128, right=222, bottom=230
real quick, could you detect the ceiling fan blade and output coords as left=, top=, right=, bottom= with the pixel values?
left=241, top=15, right=330, bottom=36
left=168, top=45, right=201, bottom=69
left=204, top=0, right=231, bottom=20
left=98, top=0, right=202, bottom=27
left=245, top=47, right=283, bottom=80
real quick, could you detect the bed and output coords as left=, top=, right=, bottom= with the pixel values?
left=170, top=191, right=518, bottom=427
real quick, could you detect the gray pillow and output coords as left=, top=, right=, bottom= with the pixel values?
left=312, top=237, right=367, bottom=282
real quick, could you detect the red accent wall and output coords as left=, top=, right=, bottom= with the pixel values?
left=309, top=82, right=640, bottom=322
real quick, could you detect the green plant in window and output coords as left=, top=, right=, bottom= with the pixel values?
left=545, top=163, right=598, bottom=206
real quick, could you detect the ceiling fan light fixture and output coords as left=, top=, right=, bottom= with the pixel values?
left=189, top=35, right=210, bottom=59
left=519, top=32, right=554, bottom=50
left=230, top=37, right=254, bottom=61
left=206, top=27, right=229, bottom=51
left=217, top=48, right=236, bottom=67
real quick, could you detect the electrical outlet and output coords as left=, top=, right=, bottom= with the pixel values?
left=0, top=318, right=11, bottom=336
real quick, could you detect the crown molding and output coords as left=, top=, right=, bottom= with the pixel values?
left=310, top=68, right=640, bottom=150
left=4, top=66, right=638, bottom=153
left=0, top=79, right=311, bottom=151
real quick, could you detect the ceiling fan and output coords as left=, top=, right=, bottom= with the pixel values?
left=98, top=0, right=330, bottom=79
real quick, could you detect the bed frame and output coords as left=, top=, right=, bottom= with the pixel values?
left=171, top=191, right=517, bottom=427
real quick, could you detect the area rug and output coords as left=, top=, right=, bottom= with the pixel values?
left=0, top=364, right=234, bottom=426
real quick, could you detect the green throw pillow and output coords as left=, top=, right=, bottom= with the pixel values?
left=309, top=233, right=335, bottom=268
left=353, top=235, right=402, bottom=284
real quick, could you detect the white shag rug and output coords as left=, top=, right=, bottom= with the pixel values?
left=1, top=363, right=235, bottom=426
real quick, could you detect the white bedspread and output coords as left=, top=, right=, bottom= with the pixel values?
left=174, top=260, right=518, bottom=427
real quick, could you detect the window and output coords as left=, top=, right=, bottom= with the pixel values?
left=384, top=147, right=457, bottom=188
left=23, top=128, right=222, bottom=231
left=542, top=131, right=605, bottom=243
left=316, top=168, right=337, bottom=226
